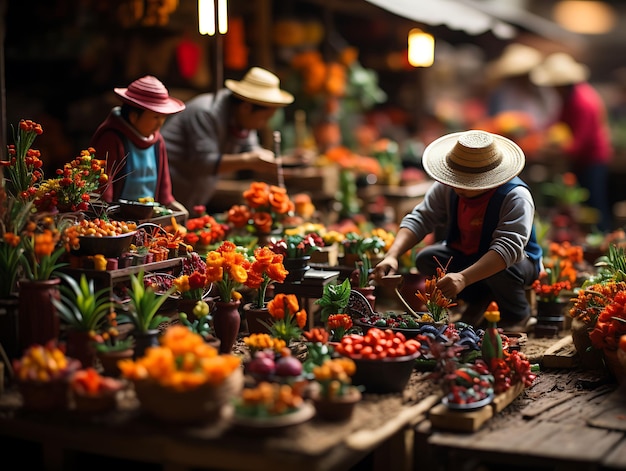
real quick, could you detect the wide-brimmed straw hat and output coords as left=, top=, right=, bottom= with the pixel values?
left=422, top=130, right=525, bottom=190
left=530, top=52, right=589, bottom=87
left=225, top=67, right=294, bottom=107
left=114, top=76, right=185, bottom=114
left=487, top=43, right=543, bottom=79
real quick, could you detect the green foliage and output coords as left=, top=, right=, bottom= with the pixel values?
left=315, top=278, right=351, bottom=323
left=53, top=273, right=115, bottom=332
left=118, top=270, right=176, bottom=333
left=586, top=244, right=626, bottom=287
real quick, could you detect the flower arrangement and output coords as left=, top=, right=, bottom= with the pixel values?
left=13, top=340, right=80, bottom=382
left=226, top=181, right=295, bottom=235
left=588, top=291, right=626, bottom=351
left=118, top=325, right=241, bottom=391
left=268, top=232, right=324, bottom=259
left=70, top=367, right=124, bottom=399
left=233, top=381, right=306, bottom=418
left=243, top=333, right=287, bottom=355
left=262, top=293, right=307, bottom=343
left=181, top=211, right=229, bottom=249
left=204, top=240, right=250, bottom=302
left=326, top=313, right=354, bottom=342
left=1, top=119, right=44, bottom=201
left=173, top=252, right=211, bottom=300
left=414, top=265, right=457, bottom=323
left=19, top=213, right=74, bottom=281
left=33, top=148, right=108, bottom=213
left=532, top=241, right=581, bottom=303
left=243, top=246, right=288, bottom=308
left=311, top=357, right=357, bottom=399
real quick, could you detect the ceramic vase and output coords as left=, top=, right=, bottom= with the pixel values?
left=97, top=348, right=134, bottom=377
left=212, top=300, right=241, bottom=354
left=536, top=299, right=569, bottom=331
left=18, top=278, right=61, bottom=353
left=133, top=329, right=161, bottom=359
left=65, top=329, right=96, bottom=369
left=283, top=255, right=312, bottom=283
left=243, top=303, right=272, bottom=335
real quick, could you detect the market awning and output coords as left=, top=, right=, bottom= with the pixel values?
left=364, top=0, right=586, bottom=47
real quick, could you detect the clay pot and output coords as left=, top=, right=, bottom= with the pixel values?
left=311, top=386, right=361, bottom=422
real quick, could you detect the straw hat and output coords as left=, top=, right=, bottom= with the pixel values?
left=488, top=43, right=543, bottom=79
left=225, top=67, right=294, bottom=107
left=530, top=53, right=589, bottom=87
left=422, top=130, right=525, bottom=190
left=114, top=76, right=185, bottom=114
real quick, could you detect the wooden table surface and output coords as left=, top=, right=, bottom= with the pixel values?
left=1, top=333, right=625, bottom=471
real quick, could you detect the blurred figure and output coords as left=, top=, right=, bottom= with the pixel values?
left=486, top=43, right=558, bottom=131
left=531, top=52, right=614, bottom=232
left=90, top=75, right=188, bottom=216
left=161, top=67, right=294, bottom=213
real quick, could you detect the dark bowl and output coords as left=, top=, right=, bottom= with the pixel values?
left=345, top=351, right=420, bottom=394
left=73, top=231, right=137, bottom=258
left=117, top=199, right=156, bottom=221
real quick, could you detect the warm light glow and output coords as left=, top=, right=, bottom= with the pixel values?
left=408, top=29, right=434, bottom=67
left=218, top=0, right=228, bottom=34
left=553, top=1, right=616, bottom=34
left=198, top=0, right=215, bottom=35
left=199, top=0, right=227, bottom=35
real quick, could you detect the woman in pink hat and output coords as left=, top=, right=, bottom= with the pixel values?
left=90, top=75, right=189, bottom=216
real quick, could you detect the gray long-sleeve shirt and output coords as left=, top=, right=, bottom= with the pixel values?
left=161, top=89, right=260, bottom=211
left=399, top=181, right=536, bottom=267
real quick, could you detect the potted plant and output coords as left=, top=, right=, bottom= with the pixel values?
left=53, top=272, right=116, bottom=368
left=91, top=311, right=135, bottom=377
left=117, top=269, right=176, bottom=358
left=268, top=233, right=324, bottom=283
left=309, top=356, right=361, bottom=421
left=242, top=246, right=288, bottom=335
left=178, top=299, right=215, bottom=343
left=314, top=278, right=351, bottom=324
left=261, top=293, right=307, bottom=344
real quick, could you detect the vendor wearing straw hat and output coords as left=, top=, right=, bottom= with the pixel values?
left=90, top=75, right=188, bottom=216
left=371, top=130, right=543, bottom=331
left=161, top=67, right=294, bottom=213
left=530, top=52, right=614, bottom=233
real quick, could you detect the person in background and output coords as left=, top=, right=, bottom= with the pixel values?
left=530, top=52, right=614, bottom=233
left=90, top=75, right=188, bottom=216
left=161, top=67, right=294, bottom=213
left=370, top=130, right=542, bottom=332
left=486, top=43, right=558, bottom=131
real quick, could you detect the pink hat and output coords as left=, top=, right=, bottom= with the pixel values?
left=114, top=76, right=185, bottom=114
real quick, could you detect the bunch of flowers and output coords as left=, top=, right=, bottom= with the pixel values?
left=204, top=240, right=250, bottom=302
left=268, top=232, right=324, bottom=259
left=33, top=148, right=108, bottom=213
left=173, top=251, right=211, bottom=300
left=182, top=212, right=228, bottom=249
left=414, top=263, right=457, bottom=323
left=311, top=357, right=357, bottom=399
left=326, top=313, right=354, bottom=342
left=243, top=333, right=287, bottom=355
left=263, top=293, right=307, bottom=344
left=532, top=241, right=581, bottom=302
left=118, top=325, right=241, bottom=391
left=226, top=181, right=295, bottom=234
left=588, top=291, right=626, bottom=351
left=1, top=119, right=44, bottom=201
left=243, top=246, right=288, bottom=309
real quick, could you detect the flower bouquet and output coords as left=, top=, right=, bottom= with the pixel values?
left=261, top=293, right=308, bottom=344
left=226, top=181, right=296, bottom=237
left=119, top=325, right=243, bottom=424
left=243, top=246, right=288, bottom=309
left=204, top=241, right=250, bottom=303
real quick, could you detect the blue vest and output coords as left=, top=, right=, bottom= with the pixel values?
left=446, top=176, right=543, bottom=275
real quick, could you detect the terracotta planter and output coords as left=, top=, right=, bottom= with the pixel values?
left=18, top=378, right=70, bottom=412
left=212, top=300, right=241, bottom=354
left=311, top=386, right=361, bottom=422
left=18, top=278, right=61, bottom=353
left=65, top=329, right=96, bottom=369
left=97, top=349, right=134, bottom=377
left=243, top=303, right=272, bottom=335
